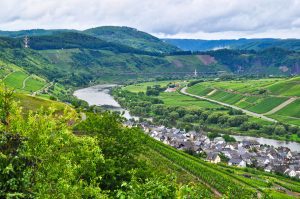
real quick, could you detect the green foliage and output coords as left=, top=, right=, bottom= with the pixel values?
left=117, top=175, right=177, bottom=199
left=0, top=133, right=34, bottom=198
left=222, top=134, right=236, bottom=142
left=146, top=85, right=165, bottom=96
left=84, top=26, right=179, bottom=53
left=207, top=132, right=220, bottom=140
left=75, top=112, right=150, bottom=193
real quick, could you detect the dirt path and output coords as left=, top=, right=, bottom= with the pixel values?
left=181, top=87, right=277, bottom=123
left=2, top=71, right=15, bottom=80
left=21, top=75, right=31, bottom=89
left=264, top=97, right=298, bottom=115
left=35, top=82, right=53, bottom=95
left=207, top=89, right=217, bottom=96
left=273, top=183, right=300, bottom=198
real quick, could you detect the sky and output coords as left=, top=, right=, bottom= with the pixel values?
left=0, top=0, right=300, bottom=39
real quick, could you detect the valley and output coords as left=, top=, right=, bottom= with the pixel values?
left=0, top=25, right=300, bottom=198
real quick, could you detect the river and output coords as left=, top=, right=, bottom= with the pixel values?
left=74, top=84, right=300, bottom=152
left=73, top=84, right=138, bottom=120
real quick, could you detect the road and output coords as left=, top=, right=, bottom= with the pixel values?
left=180, top=87, right=277, bottom=123
left=22, top=75, right=32, bottom=89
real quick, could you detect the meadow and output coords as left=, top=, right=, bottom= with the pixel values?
left=123, top=80, right=221, bottom=110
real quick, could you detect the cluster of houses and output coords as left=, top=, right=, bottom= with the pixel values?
left=131, top=122, right=300, bottom=179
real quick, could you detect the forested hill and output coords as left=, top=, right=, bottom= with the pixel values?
left=164, top=38, right=300, bottom=51
left=18, top=32, right=158, bottom=55
left=0, top=26, right=179, bottom=53
left=0, top=27, right=299, bottom=89
left=83, top=26, right=180, bottom=53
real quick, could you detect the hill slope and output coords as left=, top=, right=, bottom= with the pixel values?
left=164, top=38, right=300, bottom=51
left=187, top=77, right=300, bottom=126
left=83, top=26, right=180, bottom=53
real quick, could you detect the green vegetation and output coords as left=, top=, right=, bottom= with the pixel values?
left=23, top=75, right=46, bottom=92
left=119, top=80, right=300, bottom=142
left=159, top=92, right=221, bottom=109
left=187, top=77, right=300, bottom=126
left=3, top=71, right=28, bottom=90
left=84, top=26, right=180, bottom=53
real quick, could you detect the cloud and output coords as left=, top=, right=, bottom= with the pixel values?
left=0, top=0, right=300, bottom=39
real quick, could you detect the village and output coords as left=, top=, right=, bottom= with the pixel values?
left=126, top=121, right=300, bottom=179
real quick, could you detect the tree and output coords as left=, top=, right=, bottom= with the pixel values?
left=0, top=85, right=14, bottom=131
left=274, top=125, right=286, bottom=136
left=169, top=111, right=179, bottom=121
left=227, top=116, right=248, bottom=127
left=222, top=134, right=236, bottom=142
left=208, top=132, right=220, bottom=140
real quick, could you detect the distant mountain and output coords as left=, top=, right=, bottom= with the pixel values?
left=0, top=26, right=180, bottom=53
left=19, top=32, right=159, bottom=55
left=163, top=38, right=300, bottom=51
left=83, top=26, right=180, bottom=53
left=0, top=29, right=72, bottom=38
left=0, top=27, right=299, bottom=89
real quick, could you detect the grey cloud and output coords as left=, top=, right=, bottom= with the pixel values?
left=0, top=0, right=299, bottom=39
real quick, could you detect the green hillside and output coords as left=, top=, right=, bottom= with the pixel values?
left=84, top=26, right=180, bottom=53
left=187, top=77, right=300, bottom=126
left=0, top=26, right=180, bottom=53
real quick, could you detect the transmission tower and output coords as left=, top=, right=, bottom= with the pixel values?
left=24, top=36, right=29, bottom=48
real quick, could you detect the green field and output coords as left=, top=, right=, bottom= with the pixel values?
left=266, top=77, right=300, bottom=97
left=2, top=70, right=48, bottom=94
left=23, top=75, right=47, bottom=92
left=247, top=97, right=288, bottom=114
left=123, top=81, right=221, bottom=110
left=158, top=92, right=221, bottom=109
left=188, top=77, right=300, bottom=126
left=124, top=81, right=174, bottom=93
left=4, top=71, right=28, bottom=89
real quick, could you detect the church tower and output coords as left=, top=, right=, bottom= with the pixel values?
left=194, top=68, right=198, bottom=77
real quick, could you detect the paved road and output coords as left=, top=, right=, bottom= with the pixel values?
left=180, top=87, right=277, bottom=123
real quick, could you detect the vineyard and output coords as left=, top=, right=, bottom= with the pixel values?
left=146, top=137, right=300, bottom=198
left=187, top=77, right=300, bottom=126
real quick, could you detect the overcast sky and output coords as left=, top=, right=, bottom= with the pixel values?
left=0, top=0, right=300, bottom=39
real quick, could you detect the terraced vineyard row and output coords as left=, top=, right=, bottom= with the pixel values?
left=187, top=78, right=300, bottom=126
left=147, top=138, right=259, bottom=198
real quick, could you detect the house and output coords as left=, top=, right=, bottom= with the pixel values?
left=284, top=169, right=297, bottom=177
left=264, top=165, right=273, bottom=172
left=242, top=140, right=260, bottom=149
left=165, top=87, right=177, bottom=92
left=228, top=158, right=246, bottom=167
left=206, top=152, right=221, bottom=164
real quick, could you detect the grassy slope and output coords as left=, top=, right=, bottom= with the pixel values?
left=14, top=93, right=70, bottom=113
left=187, top=77, right=300, bottom=125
